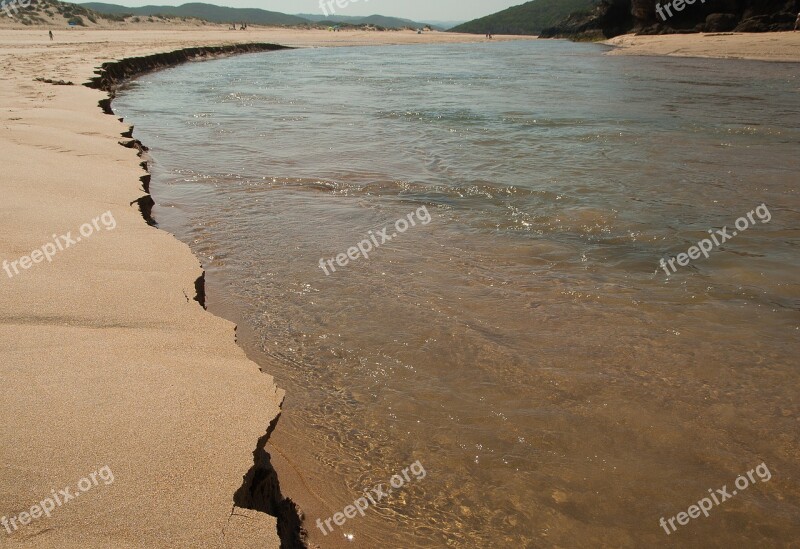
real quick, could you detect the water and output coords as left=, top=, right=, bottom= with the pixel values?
left=113, top=41, right=800, bottom=548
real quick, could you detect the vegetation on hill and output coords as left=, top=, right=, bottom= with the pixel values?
left=449, top=0, right=598, bottom=35
left=81, top=3, right=434, bottom=28
left=3, top=0, right=436, bottom=29
left=0, top=0, right=118, bottom=26
left=81, top=2, right=307, bottom=25
left=297, top=13, right=434, bottom=29
left=539, top=0, right=800, bottom=39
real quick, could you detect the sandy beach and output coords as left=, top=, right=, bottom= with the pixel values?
left=604, top=31, right=800, bottom=62
left=0, top=25, right=797, bottom=548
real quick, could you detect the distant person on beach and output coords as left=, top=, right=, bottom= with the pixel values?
left=795, top=12, right=800, bottom=31
left=49, top=30, right=53, bottom=41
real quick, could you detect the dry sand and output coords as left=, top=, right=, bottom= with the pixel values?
left=0, top=24, right=796, bottom=549
left=604, top=31, right=800, bottom=62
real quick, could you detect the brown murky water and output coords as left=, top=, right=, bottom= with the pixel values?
left=114, top=42, right=800, bottom=548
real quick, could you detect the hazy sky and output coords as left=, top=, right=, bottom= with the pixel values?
left=112, top=0, right=526, bottom=22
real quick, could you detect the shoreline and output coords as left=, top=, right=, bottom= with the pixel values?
left=0, top=28, right=524, bottom=548
left=2, top=26, right=798, bottom=548
left=93, top=28, right=800, bottom=549
left=0, top=35, right=293, bottom=548
left=90, top=43, right=309, bottom=548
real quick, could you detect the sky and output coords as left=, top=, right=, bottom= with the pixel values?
left=110, top=0, right=527, bottom=22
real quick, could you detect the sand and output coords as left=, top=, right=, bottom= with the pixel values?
left=604, top=31, right=800, bottom=62
left=0, top=23, right=796, bottom=548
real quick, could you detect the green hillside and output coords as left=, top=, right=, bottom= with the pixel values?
left=81, top=2, right=308, bottom=25
left=450, top=0, right=598, bottom=35
left=297, top=13, right=434, bottom=29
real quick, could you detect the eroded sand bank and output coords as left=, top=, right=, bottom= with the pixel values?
left=0, top=27, right=528, bottom=548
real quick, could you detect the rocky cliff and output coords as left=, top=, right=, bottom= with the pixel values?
left=540, top=0, right=800, bottom=39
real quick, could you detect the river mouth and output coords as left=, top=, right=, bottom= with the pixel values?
left=114, top=41, right=800, bottom=548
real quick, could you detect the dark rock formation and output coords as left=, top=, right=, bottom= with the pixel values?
left=705, top=13, right=739, bottom=32
left=734, top=11, right=798, bottom=31
left=540, top=0, right=800, bottom=39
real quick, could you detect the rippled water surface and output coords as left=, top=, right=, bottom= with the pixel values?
left=114, top=41, right=800, bottom=548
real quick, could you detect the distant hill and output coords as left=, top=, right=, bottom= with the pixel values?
left=81, top=2, right=308, bottom=25
left=297, top=13, right=434, bottom=29
left=449, top=0, right=598, bottom=35
left=81, top=3, right=436, bottom=28
left=421, top=20, right=466, bottom=30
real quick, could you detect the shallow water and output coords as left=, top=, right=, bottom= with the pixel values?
left=114, top=41, right=800, bottom=548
